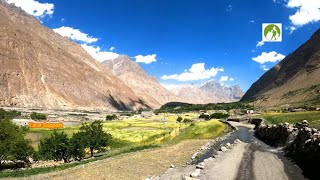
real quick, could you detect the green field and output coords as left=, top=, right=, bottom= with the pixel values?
left=260, top=111, right=320, bottom=129
left=26, top=113, right=224, bottom=150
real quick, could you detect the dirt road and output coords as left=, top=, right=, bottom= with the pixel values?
left=156, top=122, right=306, bottom=180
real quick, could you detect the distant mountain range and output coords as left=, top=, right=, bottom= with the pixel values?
left=241, top=28, right=320, bottom=108
left=0, top=0, right=244, bottom=110
left=168, top=80, right=244, bottom=104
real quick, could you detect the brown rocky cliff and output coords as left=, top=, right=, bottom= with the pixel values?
left=0, top=1, right=149, bottom=110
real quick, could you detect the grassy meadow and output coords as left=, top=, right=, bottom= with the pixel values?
left=260, top=111, right=320, bottom=129
left=26, top=113, right=226, bottom=150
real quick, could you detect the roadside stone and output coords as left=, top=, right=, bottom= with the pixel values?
left=226, top=143, right=231, bottom=148
left=183, top=175, right=199, bottom=180
left=190, top=169, right=201, bottom=178
left=234, top=139, right=242, bottom=144
left=196, top=162, right=205, bottom=169
left=170, top=164, right=174, bottom=168
left=302, top=120, right=308, bottom=124
left=220, top=146, right=228, bottom=152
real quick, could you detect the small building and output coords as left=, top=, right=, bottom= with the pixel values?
left=246, top=110, right=254, bottom=114
left=12, top=119, right=35, bottom=127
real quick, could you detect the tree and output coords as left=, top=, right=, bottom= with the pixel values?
left=176, top=116, right=183, bottom=123
left=30, top=112, right=46, bottom=120
left=106, top=114, right=117, bottom=121
left=78, top=121, right=112, bottom=157
left=0, top=119, right=34, bottom=168
left=210, top=113, right=229, bottom=119
left=69, top=132, right=86, bottom=161
left=38, top=131, right=70, bottom=163
left=183, top=118, right=192, bottom=123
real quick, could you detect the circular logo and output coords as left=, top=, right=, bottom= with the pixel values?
left=264, top=24, right=281, bottom=41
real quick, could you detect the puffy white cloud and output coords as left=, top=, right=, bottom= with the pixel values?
left=252, top=51, right=285, bottom=64
left=220, top=76, right=234, bottom=82
left=286, top=0, right=320, bottom=27
left=161, top=63, right=224, bottom=81
left=256, top=40, right=265, bottom=47
left=81, top=44, right=119, bottom=62
left=53, top=26, right=98, bottom=44
left=109, top=46, right=115, bottom=51
left=135, top=54, right=157, bottom=64
left=6, top=0, right=54, bottom=17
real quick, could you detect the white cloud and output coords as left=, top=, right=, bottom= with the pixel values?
left=286, top=0, right=320, bottom=27
left=53, top=26, right=98, bottom=44
left=135, top=54, right=157, bottom=64
left=252, top=51, right=285, bottom=64
left=109, top=46, right=115, bottom=51
left=220, top=76, right=234, bottom=82
left=286, top=26, right=297, bottom=34
left=6, top=0, right=54, bottom=17
left=249, top=20, right=255, bottom=23
left=261, top=65, right=269, bottom=71
left=256, top=40, right=265, bottom=47
left=161, top=63, right=224, bottom=81
left=81, top=44, right=119, bottom=62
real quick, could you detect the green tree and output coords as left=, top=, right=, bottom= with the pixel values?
left=30, top=112, right=47, bottom=120
left=0, top=119, right=34, bottom=168
left=38, top=131, right=70, bottom=163
left=176, top=116, right=183, bottom=123
left=69, top=132, right=86, bottom=161
left=106, top=114, right=118, bottom=121
left=78, top=121, right=112, bottom=157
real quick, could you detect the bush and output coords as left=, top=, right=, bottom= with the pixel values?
left=30, top=112, right=46, bottom=120
left=176, top=116, right=183, bottom=123
left=210, top=113, right=229, bottom=119
left=183, top=118, right=192, bottom=123
left=0, top=108, right=21, bottom=120
left=199, top=114, right=210, bottom=120
left=106, top=114, right=117, bottom=121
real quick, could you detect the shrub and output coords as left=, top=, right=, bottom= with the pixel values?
left=176, top=116, right=183, bottom=123
left=30, top=112, right=46, bottom=120
left=210, top=113, right=229, bottom=119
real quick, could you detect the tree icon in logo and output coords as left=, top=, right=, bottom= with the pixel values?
left=264, top=24, right=281, bottom=41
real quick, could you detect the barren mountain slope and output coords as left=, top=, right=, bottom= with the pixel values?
left=241, top=28, right=320, bottom=107
left=170, top=80, right=244, bottom=104
left=103, top=55, right=180, bottom=109
left=0, top=1, right=149, bottom=110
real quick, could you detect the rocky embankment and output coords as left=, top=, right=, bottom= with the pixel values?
left=255, top=121, right=320, bottom=179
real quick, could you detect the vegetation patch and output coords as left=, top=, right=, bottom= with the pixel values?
left=260, top=111, right=320, bottom=129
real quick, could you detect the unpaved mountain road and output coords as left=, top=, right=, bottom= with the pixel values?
left=156, top=122, right=306, bottom=180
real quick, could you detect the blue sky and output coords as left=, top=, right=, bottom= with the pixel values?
left=7, top=0, right=320, bottom=91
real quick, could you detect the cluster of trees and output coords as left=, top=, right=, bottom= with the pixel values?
left=38, top=121, right=112, bottom=162
left=0, top=108, right=21, bottom=119
left=30, top=112, right=47, bottom=120
left=199, top=113, right=229, bottom=120
left=106, top=114, right=118, bottom=121
left=176, top=117, right=192, bottom=123
left=0, top=119, right=34, bottom=169
left=156, top=102, right=253, bottom=113
left=0, top=113, right=112, bottom=169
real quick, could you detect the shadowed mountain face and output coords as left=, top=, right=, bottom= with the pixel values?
left=170, top=80, right=244, bottom=104
left=0, top=1, right=149, bottom=111
left=102, top=55, right=180, bottom=109
left=241, top=28, right=320, bottom=107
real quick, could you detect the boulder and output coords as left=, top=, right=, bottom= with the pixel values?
left=190, top=169, right=201, bottom=178
left=220, top=146, right=228, bottom=152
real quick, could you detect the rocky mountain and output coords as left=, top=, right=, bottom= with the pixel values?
left=0, top=1, right=150, bottom=110
left=241, top=28, right=320, bottom=107
left=169, top=80, right=244, bottom=104
left=102, top=55, right=180, bottom=109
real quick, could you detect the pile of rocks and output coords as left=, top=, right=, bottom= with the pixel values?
left=285, top=127, right=320, bottom=179
left=255, top=123, right=295, bottom=146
